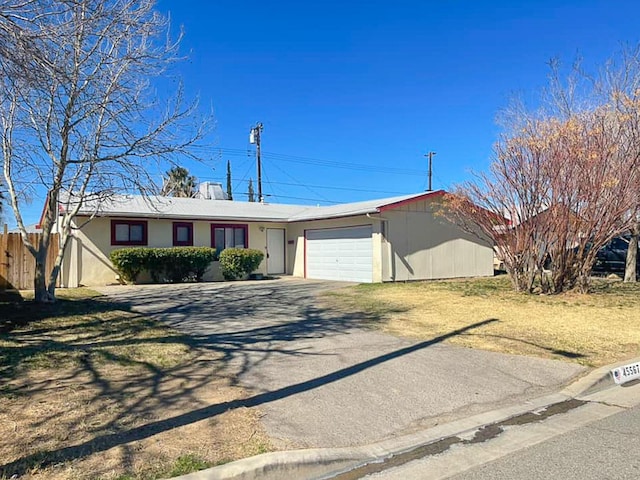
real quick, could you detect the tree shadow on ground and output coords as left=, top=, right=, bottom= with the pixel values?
left=1, top=282, right=381, bottom=385
left=1, top=281, right=414, bottom=477
left=459, top=330, right=587, bottom=361
left=1, top=294, right=126, bottom=333
left=0, top=312, right=497, bottom=478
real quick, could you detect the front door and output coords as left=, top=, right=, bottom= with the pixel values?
left=266, top=228, right=285, bottom=274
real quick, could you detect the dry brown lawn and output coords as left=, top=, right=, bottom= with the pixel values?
left=3, top=277, right=639, bottom=478
left=326, top=276, right=640, bottom=368
left=0, top=289, right=270, bottom=480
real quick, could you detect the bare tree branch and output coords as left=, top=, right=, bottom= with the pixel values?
left=0, top=0, right=211, bottom=302
left=446, top=48, right=640, bottom=293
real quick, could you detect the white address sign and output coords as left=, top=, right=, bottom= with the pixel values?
left=611, top=361, right=640, bottom=385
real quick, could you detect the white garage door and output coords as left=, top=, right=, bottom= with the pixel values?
left=305, top=226, right=373, bottom=282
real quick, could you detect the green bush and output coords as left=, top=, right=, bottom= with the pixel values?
left=110, top=247, right=217, bottom=283
left=162, top=247, right=218, bottom=282
left=109, top=248, right=150, bottom=282
left=219, top=248, right=264, bottom=280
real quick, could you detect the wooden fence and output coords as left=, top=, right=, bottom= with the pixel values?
left=0, top=225, right=59, bottom=291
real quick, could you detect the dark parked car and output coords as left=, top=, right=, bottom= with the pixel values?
left=591, top=236, right=640, bottom=276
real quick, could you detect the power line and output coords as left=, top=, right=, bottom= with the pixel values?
left=262, top=151, right=424, bottom=175
left=191, top=146, right=425, bottom=176
left=233, top=161, right=254, bottom=196
left=198, top=177, right=408, bottom=195
left=261, top=162, right=281, bottom=204
left=268, top=161, right=333, bottom=203
left=263, top=194, right=341, bottom=204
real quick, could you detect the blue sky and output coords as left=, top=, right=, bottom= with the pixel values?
left=8, top=0, right=640, bottom=226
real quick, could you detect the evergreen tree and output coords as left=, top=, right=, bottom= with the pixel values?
left=247, top=178, right=255, bottom=202
left=161, top=166, right=197, bottom=198
left=226, top=160, right=233, bottom=200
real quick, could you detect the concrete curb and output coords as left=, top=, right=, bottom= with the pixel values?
left=559, top=359, right=618, bottom=397
left=173, top=357, right=640, bottom=480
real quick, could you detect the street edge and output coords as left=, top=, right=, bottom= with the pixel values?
left=173, top=356, right=640, bottom=480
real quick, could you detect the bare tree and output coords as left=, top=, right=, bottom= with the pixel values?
left=0, top=178, right=4, bottom=221
left=543, top=109, right=639, bottom=292
left=448, top=48, right=640, bottom=294
left=547, top=48, right=640, bottom=284
left=445, top=119, right=552, bottom=292
left=602, top=49, right=640, bottom=283
left=0, top=0, right=209, bottom=302
left=448, top=100, right=640, bottom=293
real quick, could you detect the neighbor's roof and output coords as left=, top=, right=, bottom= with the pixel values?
left=64, top=190, right=446, bottom=223
left=8, top=223, right=42, bottom=234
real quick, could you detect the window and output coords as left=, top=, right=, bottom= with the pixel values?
left=173, top=222, right=194, bottom=246
left=111, top=220, right=148, bottom=246
left=211, top=224, right=248, bottom=254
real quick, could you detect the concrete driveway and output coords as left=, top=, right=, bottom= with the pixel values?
left=96, top=278, right=585, bottom=449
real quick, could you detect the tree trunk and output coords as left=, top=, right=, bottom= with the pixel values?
left=47, top=228, right=72, bottom=300
left=576, top=270, right=591, bottom=293
left=34, top=251, right=53, bottom=302
left=624, top=223, right=639, bottom=283
left=47, top=262, right=61, bottom=301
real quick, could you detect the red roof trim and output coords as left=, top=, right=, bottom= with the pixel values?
left=36, top=202, right=49, bottom=230
left=378, top=190, right=446, bottom=212
left=37, top=201, right=66, bottom=229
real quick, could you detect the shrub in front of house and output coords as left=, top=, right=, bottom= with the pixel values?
left=155, top=247, right=218, bottom=283
left=219, top=248, right=264, bottom=280
left=110, top=247, right=217, bottom=283
left=109, top=248, right=151, bottom=282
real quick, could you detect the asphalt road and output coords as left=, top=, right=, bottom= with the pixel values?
left=449, top=404, right=640, bottom=480
left=96, top=278, right=585, bottom=449
left=367, top=383, right=640, bottom=480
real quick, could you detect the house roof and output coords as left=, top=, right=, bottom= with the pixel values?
left=8, top=223, right=42, bottom=234
left=65, top=190, right=446, bottom=223
left=287, top=191, right=445, bottom=221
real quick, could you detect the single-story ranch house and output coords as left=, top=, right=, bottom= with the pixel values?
left=56, top=189, right=494, bottom=287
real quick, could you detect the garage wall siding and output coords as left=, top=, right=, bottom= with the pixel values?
left=382, top=199, right=493, bottom=281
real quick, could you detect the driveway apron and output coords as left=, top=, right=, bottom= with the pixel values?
left=96, top=279, right=585, bottom=449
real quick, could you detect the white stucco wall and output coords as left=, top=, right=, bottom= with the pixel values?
left=60, top=197, right=492, bottom=287
left=61, top=216, right=287, bottom=287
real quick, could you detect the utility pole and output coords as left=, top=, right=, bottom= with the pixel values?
left=425, top=151, right=437, bottom=191
left=249, top=122, right=264, bottom=203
